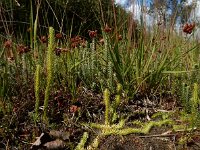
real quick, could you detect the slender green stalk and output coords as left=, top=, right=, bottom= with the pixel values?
left=43, top=27, right=55, bottom=122
left=29, top=0, right=34, bottom=51
left=33, top=0, right=41, bottom=60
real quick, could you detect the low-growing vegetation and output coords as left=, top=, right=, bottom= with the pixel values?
left=0, top=0, right=200, bottom=149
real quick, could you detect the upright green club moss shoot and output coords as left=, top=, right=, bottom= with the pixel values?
left=34, top=64, right=40, bottom=119
left=75, top=132, right=89, bottom=150
left=104, top=88, right=110, bottom=125
left=43, top=27, right=55, bottom=122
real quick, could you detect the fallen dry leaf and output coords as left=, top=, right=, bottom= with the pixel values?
left=44, top=139, right=65, bottom=149
left=49, top=130, right=70, bottom=140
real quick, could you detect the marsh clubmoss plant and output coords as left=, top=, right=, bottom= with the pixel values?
left=190, top=83, right=199, bottom=127
left=85, top=86, right=173, bottom=149
left=43, top=27, right=55, bottom=122
left=75, top=132, right=88, bottom=150
left=191, top=83, right=199, bottom=113
left=112, top=83, right=122, bottom=123
left=181, top=83, right=190, bottom=113
left=90, top=38, right=95, bottom=86
left=34, top=64, right=40, bottom=120
left=173, top=83, right=200, bottom=132
left=87, top=135, right=102, bottom=150
left=103, top=33, right=113, bottom=90
left=104, top=88, right=110, bottom=125
left=116, top=84, right=122, bottom=106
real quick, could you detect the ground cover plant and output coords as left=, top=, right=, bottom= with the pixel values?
left=1, top=0, right=200, bottom=149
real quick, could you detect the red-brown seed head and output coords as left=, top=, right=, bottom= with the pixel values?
left=40, top=36, right=47, bottom=43
left=80, top=39, right=86, bottom=48
left=70, top=105, right=79, bottom=113
left=88, top=30, right=97, bottom=38
left=183, top=22, right=195, bottom=34
left=118, top=34, right=122, bottom=41
left=17, top=44, right=30, bottom=54
left=104, top=24, right=112, bottom=33
left=4, top=40, right=12, bottom=48
left=55, top=33, right=63, bottom=39
left=55, top=47, right=62, bottom=56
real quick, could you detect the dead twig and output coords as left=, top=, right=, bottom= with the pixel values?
left=138, top=134, right=175, bottom=138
